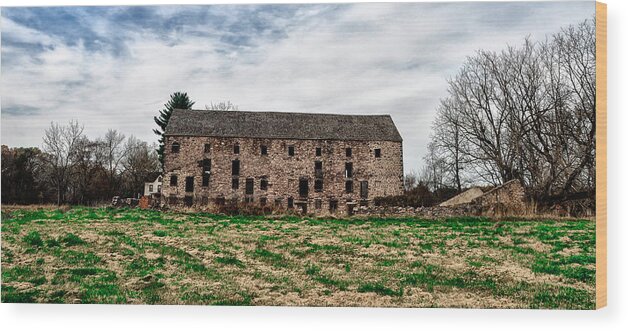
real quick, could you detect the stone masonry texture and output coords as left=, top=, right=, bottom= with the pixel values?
left=161, top=111, right=404, bottom=216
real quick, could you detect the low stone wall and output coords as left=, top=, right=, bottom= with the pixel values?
left=353, top=203, right=482, bottom=218
left=473, top=179, right=527, bottom=214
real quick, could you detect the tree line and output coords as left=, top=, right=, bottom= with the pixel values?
left=2, top=122, right=160, bottom=205
left=420, top=18, right=596, bottom=204
left=2, top=91, right=240, bottom=206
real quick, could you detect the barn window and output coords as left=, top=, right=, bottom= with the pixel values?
left=316, top=147, right=322, bottom=157
left=245, top=178, right=254, bottom=195
left=345, top=180, right=353, bottom=193
left=149, top=184, right=153, bottom=192
left=360, top=181, right=369, bottom=199
left=170, top=175, right=178, bottom=186
left=184, top=196, right=193, bottom=207
left=168, top=195, right=178, bottom=205
left=260, top=197, right=267, bottom=206
left=288, top=146, right=295, bottom=156
left=232, top=160, right=240, bottom=176
left=260, top=177, right=268, bottom=191
left=287, top=197, right=294, bottom=209
left=185, top=176, right=194, bottom=192
left=232, top=178, right=239, bottom=190
left=346, top=148, right=352, bottom=157
left=315, top=199, right=322, bottom=209
left=215, top=197, right=226, bottom=206
left=202, top=159, right=211, bottom=187
left=315, top=179, right=323, bottom=192
left=204, top=143, right=211, bottom=153
left=233, top=144, right=240, bottom=154
left=261, top=145, right=268, bottom=155
left=374, top=148, right=381, bottom=158
left=329, top=199, right=338, bottom=212
left=171, top=142, right=180, bottom=153
left=274, top=198, right=283, bottom=207
left=314, top=161, right=323, bottom=178
left=157, top=185, right=161, bottom=192
left=345, top=162, right=353, bottom=178
left=299, top=178, right=309, bottom=197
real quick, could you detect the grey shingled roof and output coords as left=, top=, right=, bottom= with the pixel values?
left=165, top=109, right=403, bottom=142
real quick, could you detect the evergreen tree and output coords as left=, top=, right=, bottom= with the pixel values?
left=154, top=92, right=195, bottom=167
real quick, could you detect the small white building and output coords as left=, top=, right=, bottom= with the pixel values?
left=144, top=174, right=163, bottom=196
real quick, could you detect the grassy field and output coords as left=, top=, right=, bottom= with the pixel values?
left=0, top=207, right=595, bottom=308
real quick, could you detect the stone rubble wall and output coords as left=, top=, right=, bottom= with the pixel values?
left=162, top=135, right=404, bottom=216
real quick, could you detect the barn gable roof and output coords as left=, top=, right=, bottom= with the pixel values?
left=164, top=109, right=403, bottom=142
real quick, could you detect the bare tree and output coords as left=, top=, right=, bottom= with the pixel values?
left=404, top=170, right=419, bottom=191
left=122, top=136, right=160, bottom=197
left=205, top=101, right=239, bottom=111
left=95, top=129, right=127, bottom=197
left=42, top=120, right=84, bottom=205
left=425, top=18, right=596, bottom=202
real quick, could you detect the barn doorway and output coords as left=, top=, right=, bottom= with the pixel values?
left=299, top=178, right=309, bottom=197
left=360, top=181, right=368, bottom=199
left=185, top=176, right=194, bottom=192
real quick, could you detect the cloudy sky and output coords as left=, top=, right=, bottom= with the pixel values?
left=1, top=1, right=594, bottom=172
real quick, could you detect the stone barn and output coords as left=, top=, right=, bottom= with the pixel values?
left=161, top=109, right=403, bottom=215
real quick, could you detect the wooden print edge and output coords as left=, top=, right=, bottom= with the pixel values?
left=595, top=1, right=607, bottom=310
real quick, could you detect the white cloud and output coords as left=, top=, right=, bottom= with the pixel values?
left=1, top=2, right=595, bottom=172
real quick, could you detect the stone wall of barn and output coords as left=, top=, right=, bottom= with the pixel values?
left=161, top=135, right=403, bottom=215
left=472, top=179, right=527, bottom=214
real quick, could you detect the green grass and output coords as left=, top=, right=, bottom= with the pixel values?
left=23, top=231, right=44, bottom=247
left=0, top=206, right=595, bottom=308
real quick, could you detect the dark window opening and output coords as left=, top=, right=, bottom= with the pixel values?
left=374, top=148, right=381, bottom=158
left=260, top=197, right=267, bottom=206
left=245, top=196, right=254, bottom=204
left=202, top=174, right=210, bottom=187
left=261, top=145, right=268, bottom=155
left=316, top=147, right=322, bottom=157
left=232, top=160, right=240, bottom=176
left=345, top=180, right=353, bottom=193
left=346, top=148, right=352, bottom=157
left=232, top=178, right=239, bottom=190
left=204, top=143, right=211, bottom=153
left=299, top=178, right=309, bottom=197
left=345, top=162, right=353, bottom=178
left=170, top=175, right=178, bottom=187
left=288, top=146, right=295, bottom=156
left=329, top=199, right=338, bottom=212
left=184, top=196, right=193, bottom=207
left=360, top=181, right=368, bottom=199
left=315, top=179, right=323, bottom=192
left=274, top=198, right=283, bottom=207
left=216, top=197, right=226, bottom=206
left=287, top=197, right=294, bottom=209
left=171, top=142, right=180, bottom=153
left=245, top=178, right=254, bottom=195
left=185, top=176, right=194, bottom=192
left=202, top=159, right=211, bottom=187
left=233, top=144, right=240, bottom=154
left=260, top=177, right=268, bottom=191
left=314, top=161, right=323, bottom=178
left=169, top=195, right=177, bottom=205
left=201, top=196, right=209, bottom=205
left=315, top=199, right=322, bottom=209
